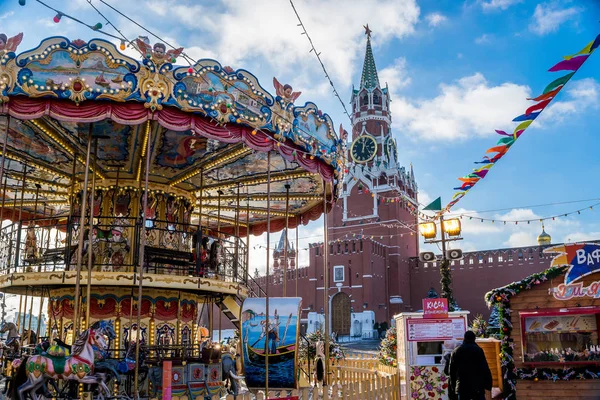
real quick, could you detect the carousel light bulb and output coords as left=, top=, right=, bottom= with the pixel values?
left=92, top=22, right=103, bottom=31
left=53, top=13, right=62, bottom=23
left=19, top=0, right=26, bottom=5
left=188, top=67, right=194, bottom=73
left=120, top=41, right=126, bottom=51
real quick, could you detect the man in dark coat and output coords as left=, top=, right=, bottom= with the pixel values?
left=449, top=330, right=492, bottom=400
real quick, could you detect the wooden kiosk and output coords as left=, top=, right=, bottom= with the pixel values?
left=395, top=310, right=469, bottom=399
left=486, top=243, right=600, bottom=400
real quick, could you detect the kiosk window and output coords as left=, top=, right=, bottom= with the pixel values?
left=413, top=341, right=444, bottom=365
left=522, top=312, right=600, bottom=363
left=418, top=341, right=443, bottom=355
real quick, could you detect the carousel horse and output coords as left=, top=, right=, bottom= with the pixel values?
left=20, top=329, right=37, bottom=348
left=76, top=219, right=131, bottom=267
left=222, top=349, right=244, bottom=396
left=13, top=320, right=116, bottom=400
left=0, top=322, right=20, bottom=357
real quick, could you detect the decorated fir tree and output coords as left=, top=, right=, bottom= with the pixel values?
left=378, top=327, right=397, bottom=367
left=298, top=330, right=345, bottom=362
left=470, top=314, right=489, bottom=338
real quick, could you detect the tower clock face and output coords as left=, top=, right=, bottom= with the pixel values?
left=350, top=135, right=377, bottom=163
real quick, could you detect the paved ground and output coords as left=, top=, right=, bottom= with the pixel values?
left=340, top=339, right=381, bottom=354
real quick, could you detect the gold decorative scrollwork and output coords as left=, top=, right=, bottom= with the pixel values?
left=138, top=69, right=172, bottom=111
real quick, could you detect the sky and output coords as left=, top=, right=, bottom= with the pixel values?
left=1, top=0, right=600, bottom=277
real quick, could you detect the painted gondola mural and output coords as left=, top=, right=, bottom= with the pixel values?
left=241, top=297, right=302, bottom=389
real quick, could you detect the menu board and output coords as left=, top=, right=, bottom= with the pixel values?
left=407, top=318, right=466, bottom=341
left=524, top=314, right=597, bottom=333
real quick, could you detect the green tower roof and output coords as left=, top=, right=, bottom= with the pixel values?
left=360, top=35, right=380, bottom=90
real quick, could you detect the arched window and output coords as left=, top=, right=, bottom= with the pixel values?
left=360, top=92, right=368, bottom=106
left=373, top=91, right=382, bottom=105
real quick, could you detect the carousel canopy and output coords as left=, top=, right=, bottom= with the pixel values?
left=0, top=35, right=346, bottom=235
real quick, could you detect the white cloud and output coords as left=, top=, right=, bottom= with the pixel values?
left=475, top=34, right=491, bottom=44
left=0, top=11, right=14, bottom=20
left=197, top=0, right=420, bottom=87
left=504, top=231, right=538, bottom=247
left=529, top=2, right=583, bottom=36
left=391, top=73, right=531, bottom=141
left=425, top=13, right=447, bottom=27
left=538, top=78, right=600, bottom=125
left=479, top=0, right=523, bottom=11
left=563, top=231, right=600, bottom=243
left=379, top=57, right=411, bottom=90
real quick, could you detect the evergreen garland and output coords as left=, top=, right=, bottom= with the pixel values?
left=516, top=366, right=600, bottom=381
left=378, top=327, right=397, bottom=367
left=440, top=258, right=457, bottom=311
left=485, top=265, right=568, bottom=399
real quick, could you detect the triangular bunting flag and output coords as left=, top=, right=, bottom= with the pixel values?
left=423, top=197, right=442, bottom=211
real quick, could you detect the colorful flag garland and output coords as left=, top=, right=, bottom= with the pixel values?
left=443, top=34, right=600, bottom=213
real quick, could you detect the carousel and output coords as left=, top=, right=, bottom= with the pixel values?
left=0, top=32, right=344, bottom=399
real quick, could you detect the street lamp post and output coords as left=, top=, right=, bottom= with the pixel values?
left=418, top=216, right=463, bottom=311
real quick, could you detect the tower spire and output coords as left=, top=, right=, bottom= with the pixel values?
left=360, top=25, right=380, bottom=90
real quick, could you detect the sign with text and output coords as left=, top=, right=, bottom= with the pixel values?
left=545, top=243, right=600, bottom=284
left=407, top=318, right=466, bottom=341
left=423, top=298, right=448, bottom=319
left=550, top=280, right=600, bottom=300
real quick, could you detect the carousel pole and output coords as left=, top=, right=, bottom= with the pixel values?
left=0, top=174, right=8, bottom=272
left=217, top=190, right=222, bottom=342
left=0, top=115, right=10, bottom=202
left=197, top=168, right=203, bottom=254
left=14, top=166, right=27, bottom=269
left=295, top=225, right=299, bottom=297
left=16, top=289, right=23, bottom=330
left=36, top=294, right=44, bottom=342
left=65, top=153, right=77, bottom=271
left=73, top=124, right=94, bottom=336
left=192, top=171, right=203, bottom=347
left=135, top=121, right=152, bottom=397
left=322, top=179, right=330, bottom=386
left=26, top=288, right=34, bottom=343
left=245, top=197, right=250, bottom=284
left=33, top=183, right=40, bottom=268
left=84, top=138, right=99, bottom=329
left=45, top=207, right=52, bottom=253
left=235, top=184, right=240, bottom=281
left=0, top=115, right=10, bottom=247
left=283, top=184, right=290, bottom=296
left=20, top=287, right=28, bottom=336
left=265, top=151, right=271, bottom=393
left=176, top=291, right=181, bottom=349
left=8, top=173, right=18, bottom=273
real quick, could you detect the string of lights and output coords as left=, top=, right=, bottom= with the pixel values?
left=84, top=0, right=141, bottom=55
left=438, top=197, right=600, bottom=218
left=288, top=0, right=352, bottom=122
left=457, top=201, right=600, bottom=225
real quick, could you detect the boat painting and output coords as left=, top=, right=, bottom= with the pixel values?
left=241, top=297, right=302, bottom=389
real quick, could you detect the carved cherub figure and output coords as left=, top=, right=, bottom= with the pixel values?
left=0, top=33, right=23, bottom=56
left=135, top=36, right=183, bottom=66
left=273, top=77, right=301, bottom=104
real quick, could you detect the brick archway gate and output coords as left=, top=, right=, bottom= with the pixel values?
left=331, top=292, right=351, bottom=336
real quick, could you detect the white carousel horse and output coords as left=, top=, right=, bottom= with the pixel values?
left=0, top=321, right=20, bottom=356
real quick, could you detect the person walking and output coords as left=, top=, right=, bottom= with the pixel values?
left=449, top=330, right=492, bottom=400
